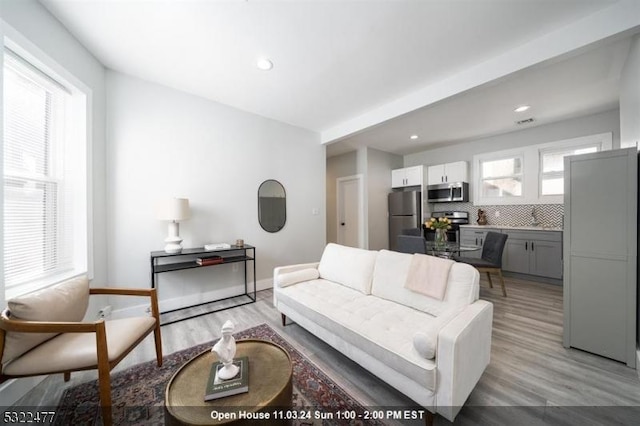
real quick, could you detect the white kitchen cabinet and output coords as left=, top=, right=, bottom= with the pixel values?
left=391, top=166, right=423, bottom=188
left=427, top=161, right=468, bottom=185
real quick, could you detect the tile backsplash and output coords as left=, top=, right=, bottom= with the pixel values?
left=426, top=202, right=564, bottom=228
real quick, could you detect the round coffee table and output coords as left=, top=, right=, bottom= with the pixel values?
left=165, top=339, right=292, bottom=425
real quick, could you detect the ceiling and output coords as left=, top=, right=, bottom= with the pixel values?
left=39, top=0, right=636, bottom=156
left=329, top=35, right=632, bottom=156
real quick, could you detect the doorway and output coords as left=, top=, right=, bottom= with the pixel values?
left=336, top=175, right=364, bottom=248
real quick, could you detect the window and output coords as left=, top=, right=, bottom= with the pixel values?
left=480, top=156, right=523, bottom=198
left=473, top=133, right=612, bottom=205
left=540, top=145, right=599, bottom=195
left=3, top=47, right=87, bottom=297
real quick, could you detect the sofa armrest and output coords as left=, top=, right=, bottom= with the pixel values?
left=274, top=262, right=320, bottom=279
left=435, top=300, right=493, bottom=422
left=273, top=262, right=320, bottom=306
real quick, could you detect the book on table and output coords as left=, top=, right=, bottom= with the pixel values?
left=204, top=356, right=249, bottom=401
left=196, top=256, right=223, bottom=266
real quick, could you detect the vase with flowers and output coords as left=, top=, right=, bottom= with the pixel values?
left=425, top=217, right=452, bottom=247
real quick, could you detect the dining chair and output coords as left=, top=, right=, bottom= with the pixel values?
left=455, top=231, right=509, bottom=296
left=397, top=235, right=427, bottom=254
left=401, top=227, right=423, bottom=237
left=0, top=276, right=163, bottom=426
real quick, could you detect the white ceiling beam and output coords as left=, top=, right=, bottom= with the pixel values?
left=321, top=0, right=640, bottom=145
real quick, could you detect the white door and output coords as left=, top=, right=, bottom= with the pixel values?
left=337, top=176, right=363, bottom=248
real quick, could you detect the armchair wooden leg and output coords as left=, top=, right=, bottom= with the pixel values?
left=150, top=289, right=163, bottom=367
left=153, top=325, right=163, bottom=367
left=96, top=322, right=113, bottom=426
left=63, top=372, right=70, bottom=382
left=425, top=410, right=434, bottom=426
left=498, top=269, right=507, bottom=297
left=485, top=271, right=494, bottom=288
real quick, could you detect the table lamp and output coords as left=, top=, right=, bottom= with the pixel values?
left=158, top=198, right=190, bottom=253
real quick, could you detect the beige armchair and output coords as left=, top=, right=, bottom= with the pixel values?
left=0, top=276, right=162, bottom=426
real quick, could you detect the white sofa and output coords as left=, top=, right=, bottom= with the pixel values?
left=273, top=243, right=493, bottom=422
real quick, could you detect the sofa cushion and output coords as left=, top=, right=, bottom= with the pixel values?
left=317, top=243, right=378, bottom=294
left=276, top=279, right=437, bottom=390
left=371, top=250, right=479, bottom=317
left=275, top=268, right=319, bottom=288
left=2, top=275, right=90, bottom=364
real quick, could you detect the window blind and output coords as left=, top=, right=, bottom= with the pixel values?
left=3, top=49, right=73, bottom=289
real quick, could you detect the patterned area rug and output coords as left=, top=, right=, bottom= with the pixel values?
left=55, top=323, right=380, bottom=425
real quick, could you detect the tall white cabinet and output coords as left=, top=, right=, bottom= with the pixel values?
left=563, top=148, right=637, bottom=368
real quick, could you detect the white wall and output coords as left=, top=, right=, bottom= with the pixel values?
left=106, top=71, right=325, bottom=312
left=325, top=148, right=401, bottom=249
left=367, top=148, right=402, bottom=250
left=325, top=151, right=357, bottom=244
left=620, top=34, right=640, bottom=149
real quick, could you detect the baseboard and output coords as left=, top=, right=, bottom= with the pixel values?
left=501, top=271, right=563, bottom=286
left=256, top=278, right=273, bottom=292
left=0, top=376, right=45, bottom=407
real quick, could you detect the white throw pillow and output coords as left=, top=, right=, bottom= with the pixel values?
left=276, top=268, right=320, bottom=288
left=413, top=331, right=437, bottom=360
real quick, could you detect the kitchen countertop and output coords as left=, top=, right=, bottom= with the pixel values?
left=459, top=224, right=563, bottom=232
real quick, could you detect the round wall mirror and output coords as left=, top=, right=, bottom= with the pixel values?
left=258, top=180, right=286, bottom=232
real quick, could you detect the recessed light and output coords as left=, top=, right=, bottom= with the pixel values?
left=410, top=135, right=419, bottom=140
left=256, top=58, right=273, bottom=71
left=514, top=105, right=530, bottom=113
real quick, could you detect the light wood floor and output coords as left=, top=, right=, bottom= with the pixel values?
left=12, top=276, right=640, bottom=424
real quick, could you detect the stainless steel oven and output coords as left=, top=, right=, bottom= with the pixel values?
left=423, top=211, right=469, bottom=242
left=427, top=182, right=469, bottom=203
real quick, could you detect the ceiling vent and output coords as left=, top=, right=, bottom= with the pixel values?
left=516, top=117, right=535, bottom=125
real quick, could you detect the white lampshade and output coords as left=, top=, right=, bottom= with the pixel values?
left=157, top=198, right=190, bottom=222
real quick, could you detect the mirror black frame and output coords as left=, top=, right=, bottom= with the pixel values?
left=258, top=179, right=286, bottom=233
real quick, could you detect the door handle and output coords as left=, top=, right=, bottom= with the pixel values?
left=441, top=176, right=444, bottom=182
left=525, top=242, right=528, bottom=250
left=341, top=222, right=345, bottom=226
left=531, top=242, right=534, bottom=251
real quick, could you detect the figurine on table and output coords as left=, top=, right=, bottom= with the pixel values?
left=211, top=320, right=239, bottom=380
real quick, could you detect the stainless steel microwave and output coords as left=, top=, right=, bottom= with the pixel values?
left=427, top=182, right=469, bottom=203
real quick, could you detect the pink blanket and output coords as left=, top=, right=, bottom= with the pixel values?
left=404, top=254, right=454, bottom=300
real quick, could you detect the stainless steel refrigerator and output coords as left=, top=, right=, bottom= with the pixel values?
left=388, top=191, right=421, bottom=251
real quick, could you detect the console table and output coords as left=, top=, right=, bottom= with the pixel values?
left=150, top=245, right=256, bottom=325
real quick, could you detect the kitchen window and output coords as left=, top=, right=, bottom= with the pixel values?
left=480, top=156, right=523, bottom=198
left=2, top=45, right=88, bottom=298
left=539, top=144, right=600, bottom=196
left=474, top=133, right=612, bottom=205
